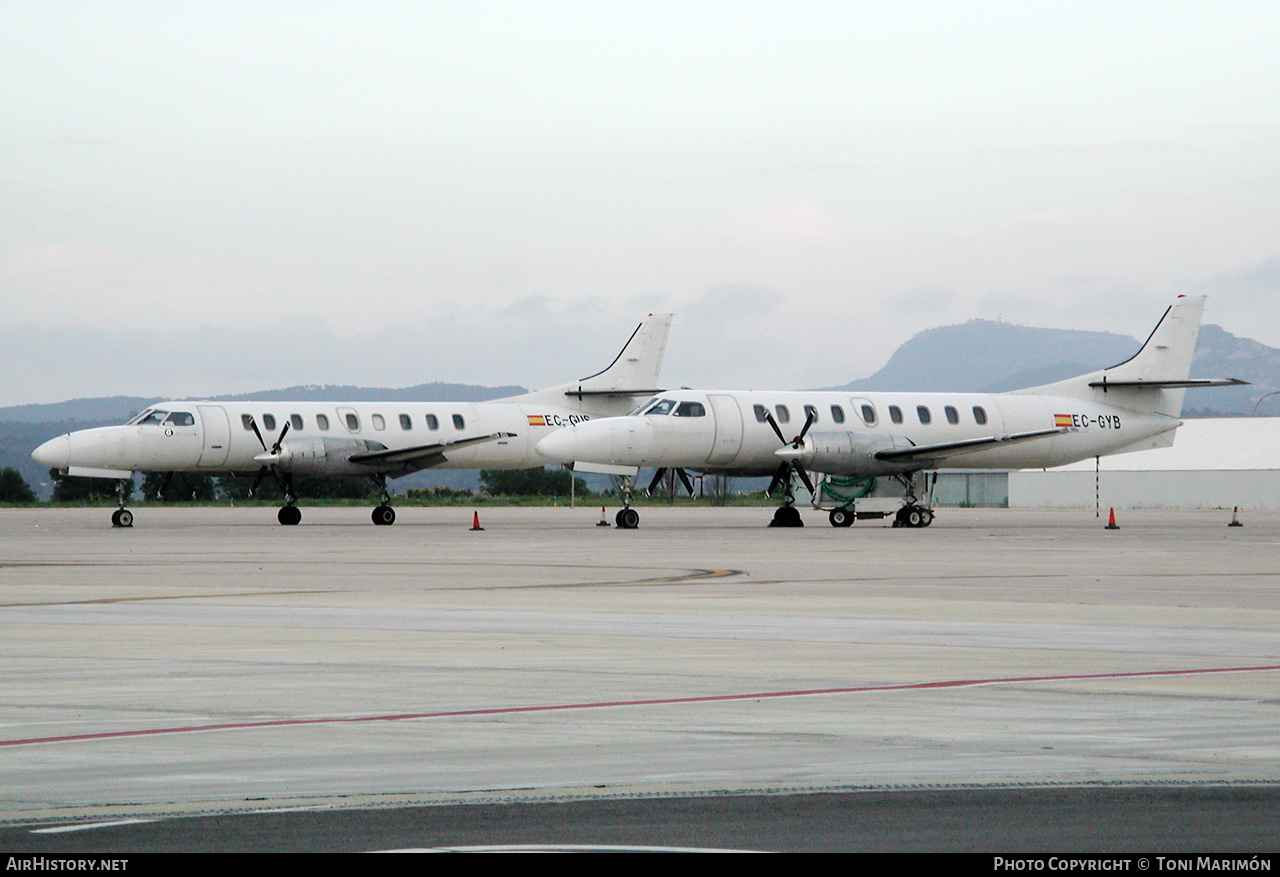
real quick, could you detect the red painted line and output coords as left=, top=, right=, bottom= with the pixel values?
left=4, top=664, right=1278, bottom=749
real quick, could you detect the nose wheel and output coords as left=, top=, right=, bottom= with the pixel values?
left=278, top=505, right=302, bottom=526
left=111, top=508, right=134, bottom=528
left=372, top=505, right=396, bottom=526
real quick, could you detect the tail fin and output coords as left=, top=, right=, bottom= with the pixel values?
left=505, top=313, right=673, bottom=417
left=1014, top=296, right=1218, bottom=417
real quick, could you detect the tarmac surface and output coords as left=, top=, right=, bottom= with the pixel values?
left=2, top=504, right=1279, bottom=850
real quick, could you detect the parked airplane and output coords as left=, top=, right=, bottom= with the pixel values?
left=32, top=314, right=672, bottom=527
left=536, top=296, right=1244, bottom=529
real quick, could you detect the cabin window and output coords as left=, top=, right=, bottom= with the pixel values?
left=831, top=405, right=845, bottom=424
left=889, top=405, right=903, bottom=424
left=775, top=405, right=790, bottom=424
left=917, top=405, right=931, bottom=425
left=162, top=412, right=194, bottom=427
left=673, top=401, right=706, bottom=417
left=973, top=406, right=988, bottom=425
left=803, top=404, right=819, bottom=425
left=452, top=414, right=465, bottom=429
left=753, top=404, right=769, bottom=423
left=371, top=414, right=385, bottom=431
left=425, top=414, right=439, bottom=430
left=945, top=405, right=959, bottom=425
left=344, top=413, right=360, bottom=431
left=399, top=414, right=412, bottom=430
left=262, top=414, right=277, bottom=431
left=860, top=404, right=877, bottom=426
left=241, top=414, right=255, bottom=430
left=290, top=414, right=304, bottom=430
left=316, top=414, right=330, bottom=431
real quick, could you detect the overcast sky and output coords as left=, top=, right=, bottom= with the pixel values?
left=3, top=2, right=1278, bottom=405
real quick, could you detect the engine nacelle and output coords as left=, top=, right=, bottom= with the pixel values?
left=799, top=430, right=920, bottom=477
left=272, top=438, right=387, bottom=476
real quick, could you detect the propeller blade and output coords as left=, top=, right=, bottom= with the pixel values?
left=796, top=409, right=817, bottom=444
left=248, top=466, right=269, bottom=498
left=246, top=416, right=267, bottom=452
left=271, top=422, right=290, bottom=454
left=646, top=468, right=668, bottom=495
left=794, top=462, right=815, bottom=496
left=675, top=467, right=695, bottom=496
left=766, top=463, right=790, bottom=498
left=762, top=411, right=787, bottom=445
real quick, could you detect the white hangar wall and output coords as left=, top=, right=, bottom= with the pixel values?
left=1008, top=417, right=1280, bottom=510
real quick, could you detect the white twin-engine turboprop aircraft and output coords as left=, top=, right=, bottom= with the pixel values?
left=536, top=296, right=1245, bottom=529
left=32, top=314, right=672, bottom=527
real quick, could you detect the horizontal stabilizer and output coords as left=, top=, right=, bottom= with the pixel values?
left=1088, top=377, right=1249, bottom=390
left=875, top=427, right=1072, bottom=464
left=563, top=388, right=664, bottom=398
left=347, top=432, right=516, bottom=467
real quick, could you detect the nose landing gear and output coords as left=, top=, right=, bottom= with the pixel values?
left=111, top=478, right=133, bottom=528
left=615, top=475, right=639, bottom=529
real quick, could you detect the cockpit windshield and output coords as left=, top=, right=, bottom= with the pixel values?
left=642, top=399, right=677, bottom=416
left=162, top=412, right=195, bottom=426
left=128, top=409, right=168, bottom=426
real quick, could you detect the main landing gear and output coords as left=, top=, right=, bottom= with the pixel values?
left=889, top=473, right=935, bottom=529
left=111, top=477, right=133, bottom=528
left=615, top=475, right=639, bottom=529
left=274, top=473, right=300, bottom=525
left=371, top=474, right=396, bottom=525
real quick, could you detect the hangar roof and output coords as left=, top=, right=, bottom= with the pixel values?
left=1054, top=416, right=1280, bottom=472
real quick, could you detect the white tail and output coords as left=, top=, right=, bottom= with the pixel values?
left=504, top=313, right=672, bottom=417
left=1014, top=296, right=1207, bottom=417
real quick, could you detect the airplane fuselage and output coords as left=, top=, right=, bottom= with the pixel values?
left=536, top=389, right=1179, bottom=477
left=34, top=400, right=597, bottom=478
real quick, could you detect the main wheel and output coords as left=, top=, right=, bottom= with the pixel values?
left=919, top=508, right=934, bottom=527
left=112, top=508, right=133, bottom=528
left=278, top=506, right=302, bottom=526
left=616, top=508, right=640, bottom=529
left=372, top=505, right=396, bottom=526
left=906, top=507, right=923, bottom=528
left=829, top=508, right=853, bottom=528
left=770, top=506, right=804, bottom=527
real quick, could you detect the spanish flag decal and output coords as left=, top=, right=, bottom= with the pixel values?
left=527, top=415, right=547, bottom=426
left=1054, top=414, right=1073, bottom=427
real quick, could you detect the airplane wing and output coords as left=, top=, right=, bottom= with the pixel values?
left=874, top=427, right=1073, bottom=465
left=347, top=432, right=518, bottom=468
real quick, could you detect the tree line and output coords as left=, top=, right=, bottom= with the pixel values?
left=0, top=466, right=590, bottom=503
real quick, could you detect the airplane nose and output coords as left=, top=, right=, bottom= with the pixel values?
left=535, top=428, right=579, bottom=463
left=31, top=435, right=71, bottom=468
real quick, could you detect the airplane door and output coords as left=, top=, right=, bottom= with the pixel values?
left=197, top=405, right=231, bottom=468
left=706, top=394, right=743, bottom=465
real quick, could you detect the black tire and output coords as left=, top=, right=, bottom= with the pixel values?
left=617, top=508, right=640, bottom=529
left=906, top=508, right=923, bottom=528
left=920, top=508, right=934, bottom=527
left=829, top=508, right=853, bottom=528
left=112, top=509, right=132, bottom=528
left=372, top=505, right=396, bottom=526
left=278, top=506, right=301, bottom=526
left=771, top=506, right=804, bottom=527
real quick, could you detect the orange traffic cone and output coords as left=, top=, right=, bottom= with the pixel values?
left=1229, top=507, right=1243, bottom=527
left=470, top=511, right=484, bottom=531
left=1105, top=508, right=1119, bottom=530
left=597, top=506, right=611, bottom=527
